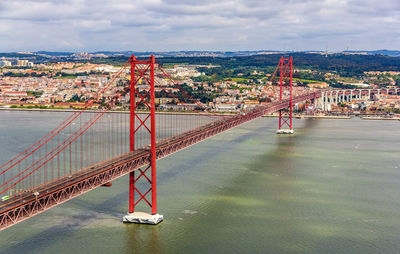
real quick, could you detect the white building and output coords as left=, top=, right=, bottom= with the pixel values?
left=0, top=60, right=12, bottom=67
left=17, top=60, right=29, bottom=67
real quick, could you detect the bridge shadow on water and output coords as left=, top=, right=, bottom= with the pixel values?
left=166, top=118, right=387, bottom=254
left=163, top=118, right=326, bottom=253
left=2, top=118, right=319, bottom=253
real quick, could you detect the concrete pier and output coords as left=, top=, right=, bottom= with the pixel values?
left=123, top=212, right=164, bottom=225
left=276, top=129, right=294, bottom=134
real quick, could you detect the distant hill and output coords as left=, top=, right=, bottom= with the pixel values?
left=344, top=50, right=400, bottom=57
left=1, top=50, right=399, bottom=58
left=1, top=51, right=399, bottom=76
left=0, top=52, right=37, bottom=58
left=35, top=51, right=72, bottom=56
left=368, top=50, right=400, bottom=57
left=88, top=52, right=400, bottom=77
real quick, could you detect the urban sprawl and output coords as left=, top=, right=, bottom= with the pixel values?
left=1, top=55, right=399, bottom=117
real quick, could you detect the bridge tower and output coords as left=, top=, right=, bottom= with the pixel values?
left=123, top=55, right=163, bottom=225
left=276, top=56, right=294, bottom=134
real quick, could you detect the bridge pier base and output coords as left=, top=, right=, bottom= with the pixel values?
left=276, top=129, right=294, bottom=134
left=123, top=212, right=163, bottom=225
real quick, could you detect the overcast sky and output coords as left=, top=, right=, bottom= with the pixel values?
left=0, top=0, right=399, bottom=52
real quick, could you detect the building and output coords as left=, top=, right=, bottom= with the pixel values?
left=215, top=103, right=238, bottom=112
left=0, top=59, right=12, bottom=67
left=159, top=103, right=198, bottom=111
left=17, top=60, right=29, bottom=67
left=307, top=82, right=330, bottom=89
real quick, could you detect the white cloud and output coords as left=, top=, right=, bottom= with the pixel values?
left=0, top=0, right=399, bottom=51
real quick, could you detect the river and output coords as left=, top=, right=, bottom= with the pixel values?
left=0, top=111, right=399, bottom=253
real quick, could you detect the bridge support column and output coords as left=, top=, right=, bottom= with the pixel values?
left=275, top=56, right=294, bottom=134
left=123, top=54, right=163, bottom=225
left=311, top=98, right=316, bottom=114
left=320, top=92, right=325, bottom=111
left=325, top=92, right=328, bottom=111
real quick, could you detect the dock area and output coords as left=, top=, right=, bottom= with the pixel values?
left=362, top=116, right=400, bottom=120
left=263, top=114, right=351, bottom=119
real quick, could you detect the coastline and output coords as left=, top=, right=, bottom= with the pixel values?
left=0, top=107, right=236, bottom=116
left=263, top=114, right=400, bottom=120
left=263, top=114, right=351, bottom=119
left=1, top=108, right=398, bottom=120
left=362, top=116, right=400, bottom=120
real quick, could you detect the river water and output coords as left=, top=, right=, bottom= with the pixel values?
left=0, top=111, right=400, bottom=254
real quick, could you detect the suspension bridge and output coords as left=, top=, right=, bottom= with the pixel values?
left=0, top=55, right=321, bottom=229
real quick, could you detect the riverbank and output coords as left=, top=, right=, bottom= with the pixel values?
left=362, top=116, right=400, bottom=120
left=264, top=113, right=400, bottom=120
left=1, top=107, right=398, bottom=120
left=298, top=115, right=351, bottom=119
left=0, top=107, right=235, bottom=116
left=263, top=114, right=351, bottom=119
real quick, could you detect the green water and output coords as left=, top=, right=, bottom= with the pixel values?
left=0, top=111, right=400, bottom=253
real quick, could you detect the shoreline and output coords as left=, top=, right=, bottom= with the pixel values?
left=263, top=114, right=400, bottom=120
left=1, top=108, right=398, bottom=120
left=361, top=116, right=400, bottom=120
left=263, top=114, right=351, bottom=119
left=0, top=107, right=236, bottom=116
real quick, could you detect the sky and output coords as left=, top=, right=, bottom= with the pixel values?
left=0, top=0, right=399, bottom=52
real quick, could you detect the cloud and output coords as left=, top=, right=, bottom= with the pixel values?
left=0, top=0, right=399, bottom=51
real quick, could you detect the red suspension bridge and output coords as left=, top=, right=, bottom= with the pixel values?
left=0, top=55, right=321, bottom=229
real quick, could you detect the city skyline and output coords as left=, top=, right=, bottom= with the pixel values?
left=0, top=0, right=399, bottom=52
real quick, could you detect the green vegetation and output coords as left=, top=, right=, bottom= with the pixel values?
left=169, top=84, right=216, bottom=104
left=55, top=75, right=78, bottom=79
left=82, top=53, right=400, bottom=90
left=89, top=56, right=127, bottom=67
left=162, top=63, right=190, bottom=68
left=154, top=53, right=400, bottom=77
left=292, top=78, right=322, bottom=84
left=8, top=104, right=74, bottom=110
left=224, top=77, right=249, bottom=82
left=69, top=94, right=83, bottom=102
left=26, top=91, right=43, bottom=97
left=10, top=105, right=49, bottom=109
left=191, top=75, right=213, bottom=82
left=3, top=72, right=46, bottom=77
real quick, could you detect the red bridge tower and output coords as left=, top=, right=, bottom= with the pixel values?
left=123, top=55, right=163, bottom=225
left=276, top=56, right=294, bottom=134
